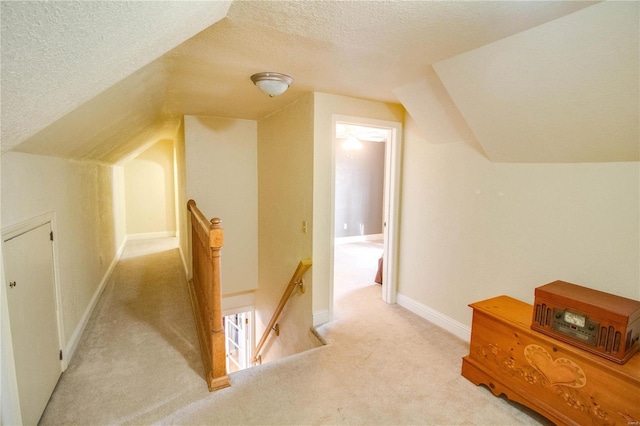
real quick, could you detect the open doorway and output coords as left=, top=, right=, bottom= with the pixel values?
left=331, top=116, right=402, bottom=315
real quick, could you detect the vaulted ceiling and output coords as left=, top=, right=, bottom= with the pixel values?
left=2, top=1, right=637, bottom=164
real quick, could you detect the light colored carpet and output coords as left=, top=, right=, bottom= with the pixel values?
left=40, top=238, right=549, bottom=425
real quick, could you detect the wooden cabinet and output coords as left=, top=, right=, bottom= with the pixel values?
left=462, top=296, right=640, bottom=426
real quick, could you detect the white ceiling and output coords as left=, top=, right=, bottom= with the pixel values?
left=4, top=1, right=636, bottom=164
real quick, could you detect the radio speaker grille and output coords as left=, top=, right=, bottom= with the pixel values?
left=534, top=303, right=551, bottom=327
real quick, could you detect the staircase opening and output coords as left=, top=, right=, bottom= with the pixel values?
left=223, top=308, right=253, bottom=373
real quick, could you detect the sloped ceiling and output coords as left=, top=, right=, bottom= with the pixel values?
left=12, top=59, right=173, bottom=164
left=0, top=0, right=231, bottom=153
left=432, top=1, right=639, bottom=163
left=4, top=0, right=622, bottom=165
left=393, top=68, right=484, bottom=153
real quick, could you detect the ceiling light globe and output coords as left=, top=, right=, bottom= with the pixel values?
left=250, top=72, right=293, bottom=97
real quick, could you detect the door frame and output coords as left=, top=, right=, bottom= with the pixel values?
left=330, top=115, right=403, bottom=314
left=1, top=212, right=68, bottom=421
left=222, top=305, right=254, bottom=371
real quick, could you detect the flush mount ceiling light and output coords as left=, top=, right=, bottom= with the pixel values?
left=250, top=72, right=293, bottom=97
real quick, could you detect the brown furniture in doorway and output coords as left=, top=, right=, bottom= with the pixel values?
left=374, top=257, right=383, bottom=284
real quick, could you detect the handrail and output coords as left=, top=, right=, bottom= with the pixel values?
left=252, top=258, right=312, bottom=364
left=186, top=199, right=230, bottom=391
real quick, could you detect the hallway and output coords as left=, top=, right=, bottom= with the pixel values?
left=40, top=238, right=208, bottom=424
left=40, top=238, right=547, bottom=425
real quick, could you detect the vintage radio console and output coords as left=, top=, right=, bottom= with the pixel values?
left=531, top=280, right=640, bottom=364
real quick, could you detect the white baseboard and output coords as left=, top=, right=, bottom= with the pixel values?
left=64, top=237, right=127, bottom=365
left=334, top=233, right=383, bottom=245
left=127, top=231, right=176, bottom=240
left=397, top=293, right=471, bottom=343
left=313, top=309, right=330, bottom=327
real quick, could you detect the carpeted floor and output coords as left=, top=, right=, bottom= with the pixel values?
left=40, top=237, right=549, bottom=425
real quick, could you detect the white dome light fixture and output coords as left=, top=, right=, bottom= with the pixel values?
left=250, top=72, right=293, bottom=97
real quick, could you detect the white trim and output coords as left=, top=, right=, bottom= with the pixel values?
left=64, top=236, right=127, bottom=363
left=222, top=306, right=254, bottom=371
left=397, top=293, right=471, bottom=343
left=49, top=217, right=66, bottom=369
left=126, top=231, right=176, bottom=240
left=222, top=304, right=254, bottom=317
left=221, top=295, right=257, bottom=358
left=381, top=123, right=402, bottom=304
left=1, top=244, right=23, bottom=425
left=334, top=233, right=383, bottom=245
left=313, top=309, right=330, bottom=327
left=1, top=212, right=56, bottom=241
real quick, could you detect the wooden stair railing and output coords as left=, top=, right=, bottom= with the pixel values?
left=251, top=258, right=312, bottom=365
left=186, top=200, right=230, bottom=391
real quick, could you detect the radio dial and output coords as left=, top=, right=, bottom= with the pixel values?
left=564, top=311, right=586, bottom=328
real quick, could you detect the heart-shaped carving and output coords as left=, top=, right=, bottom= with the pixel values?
left=524, top=344, right=586, bottom=388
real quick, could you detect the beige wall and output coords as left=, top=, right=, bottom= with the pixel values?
left=111, top=166, right=127, bottom=250
left=312, top=93, right=405, bottom=323
left=123, top=139, right=176, bottom=236
left=398, top=114, right=640, bottom=337
left=184, top=115, right=258, bottom=295
left=174, top=119, right=189, bottom=274
left=256, top=94, right=317, bottom=362
left=1, top=151, right=119, bottom=357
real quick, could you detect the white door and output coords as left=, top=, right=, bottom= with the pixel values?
left=4, top=222, right=62, bottom=426
left=224, top=311, right=251, bottom=372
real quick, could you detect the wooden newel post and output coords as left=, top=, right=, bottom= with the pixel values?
left=208, top=218, right=228, bottom=389
left=186, top=200, right=230, bottom=391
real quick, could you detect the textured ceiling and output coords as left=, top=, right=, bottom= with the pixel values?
left=0, top=0, right=231, bottom=152
left=12, top=59, right=174, bottom=164
left=163, top=0, right=597, bottom=120
left=5, top=0, right=629, bottom=164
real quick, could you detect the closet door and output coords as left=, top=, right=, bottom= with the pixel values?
left=4, top=222, right=62, bottom=425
